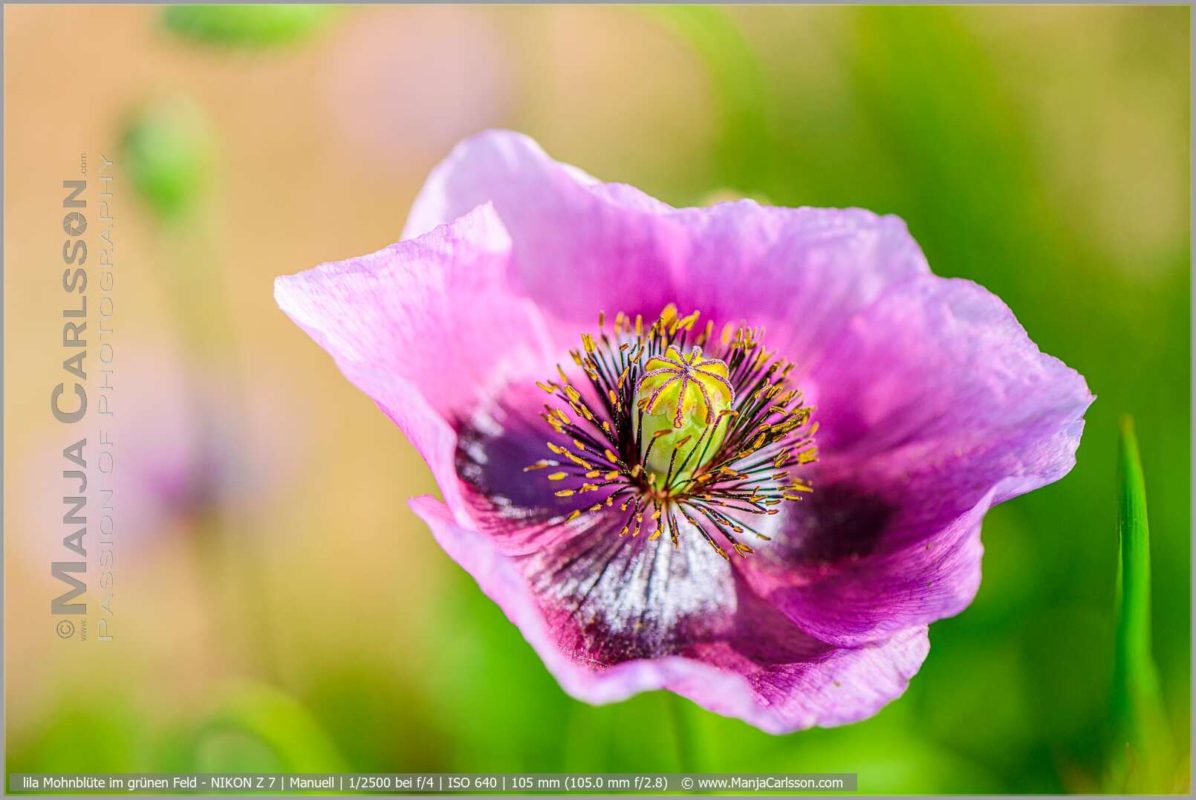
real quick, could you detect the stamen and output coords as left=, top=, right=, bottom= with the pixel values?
left=530, top=305, right=817, bottom=560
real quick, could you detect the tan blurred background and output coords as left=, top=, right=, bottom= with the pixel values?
left=5, top=1, right=727, bottom=755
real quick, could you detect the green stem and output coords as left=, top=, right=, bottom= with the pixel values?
left=668, top=694, right=697, bottom=774
left=640, top=5, right=775, bottom=194
left=155, top=215, right=280, bottom=683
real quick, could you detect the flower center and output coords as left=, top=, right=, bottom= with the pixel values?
left=528, top=304, right=817, bottom=560
left=635, top=345, right=733, bottom=483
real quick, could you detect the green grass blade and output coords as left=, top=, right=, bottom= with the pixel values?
left=1109, top=416, right=1172, bottom=790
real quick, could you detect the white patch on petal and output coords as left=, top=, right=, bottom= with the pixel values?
left=526, top=516, right=737, bottom=655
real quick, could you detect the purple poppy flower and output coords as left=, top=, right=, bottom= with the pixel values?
left=275, top=131, right=1092, bottom=733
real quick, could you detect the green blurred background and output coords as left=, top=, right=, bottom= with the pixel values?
left=4, top=4, right=1189, bottom=793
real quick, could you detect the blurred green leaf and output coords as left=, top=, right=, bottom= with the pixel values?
left=120, top=96, right=213, bottom=223
left=305, top=662, right=451, bottom=771
left=690, top=700, right=999, bottom=793
left=193, top=730, right=285, bottom=773
left=420, top=570, right=571, bottom=771
left=8, top=694, right=148, bottom=773
left=1109, top=416, right=1173, bottom=791
left=162, top=5, right=335, bottom=48
left=170, top=683, right=347, bottom=773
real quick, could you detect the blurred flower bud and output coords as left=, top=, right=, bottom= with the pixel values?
left=161, top=5, right=336, bottom=48
left=120, top=97, right=212, bottom=222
